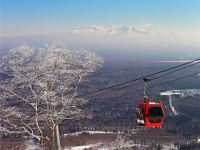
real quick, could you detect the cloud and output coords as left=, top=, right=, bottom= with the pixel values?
left=73, top=24, right=158, bottom=36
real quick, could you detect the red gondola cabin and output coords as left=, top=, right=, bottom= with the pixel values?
left=136, top=99, right=164, bottom=127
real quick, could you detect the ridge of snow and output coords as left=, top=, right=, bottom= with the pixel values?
left=160, top=89, right=200, bottom=115
left=65, top=143, right=177, bottom=150
left=197, top=138, right=200, bottom=143
left=161, top=89, right=200, bottom=97
left=64, top=131, right=116, bottom=137
left=65, top=143, right=102, bottom=150
left=168, top=95, right=178, bottom=115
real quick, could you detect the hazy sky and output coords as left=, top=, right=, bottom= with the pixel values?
left=1, top=0, right=200, bottom=57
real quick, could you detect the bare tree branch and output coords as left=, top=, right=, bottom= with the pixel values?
left=0, top=43, right=103, bottom=148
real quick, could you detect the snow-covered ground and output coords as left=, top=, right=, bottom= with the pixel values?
left=161, top=91, right=179, bottom=115
left=168, top=95, right=178, bottom=115
left=65, top=143, right=177, bottom=150
left=64, top=131, right=117, bottom=137
left=25, top=140, right=42, bottom=150
left=161, top=89, right=200, bottom=115
left=161, top=89, right=200, bottom=97
left=197, top=138, right=200, bottom=143
left=64, top=132, right=178, bottom=150
left=161, top=91, right=178, bottom=115
left=162, top=144, right=178, bottom=150
left=64, top=143, right=148, bottom=150
left=65, top=143, right=102, bottom=150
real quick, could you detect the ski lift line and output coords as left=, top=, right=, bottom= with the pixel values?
left=76, top=58, right=200, bottom=97
left=130, top=71, right=200, bottom=95
left=83, top=61, right=200, bottom=99
left=93, top=71, right=200, bottom=103
left=103, top=61, right=200, bottom=97
left=86, top=81, right=142, bottom=99
left=149, top=61, right=200, bottom=82
left=146, top=71, right=200, bottom=92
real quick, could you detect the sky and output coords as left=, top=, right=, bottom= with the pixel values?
left=1, top=0, right=200, bottom=58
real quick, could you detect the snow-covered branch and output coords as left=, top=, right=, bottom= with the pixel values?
left=0, top=43, right=103, bottom=148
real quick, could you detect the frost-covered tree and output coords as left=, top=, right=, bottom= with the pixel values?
left=0, top=44, right=103, bottom=149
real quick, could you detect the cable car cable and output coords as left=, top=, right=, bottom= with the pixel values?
left=88, top=71, right=200, bottom=127
left=92, top=71, right=200, bottom=102
left=84, top=61, right=200, bottom=99
left=148, top=61, right=200, bottom=82
left=144, top=71, right=200, bottom=92
left=76, top=58, right=200, bottom=97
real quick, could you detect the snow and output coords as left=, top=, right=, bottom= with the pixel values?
left=162, top=144, right=178, bottom=150
left=65, top=143, right=102, bottom=150
left=64, top=131, right=116, bottom=137
left=160, top=92, right=178, bottom=115
left=65, top=143, right=149, bottom=150
left=168, top=95, right=178, bottom=115
left=160, top=89, right=200, bottom=115
left=161, top=89, right=200, bottom=97
left=25, top=140, right=42, bottom=150
left=65, top=144, right=94, bottom=150
left=0, top=126, right=10, bottom=133
left=65, top=143, right=177, bottom=150
left=197, top=138, right=200, bottom=143
left=170, top=89, right=200, bottom=97
left=161, top=91, right=182, bottom=96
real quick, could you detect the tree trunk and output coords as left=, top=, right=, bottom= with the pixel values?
left=50, top=130, right=55, bottom=150
left=56, top=124, right=61, bottom=150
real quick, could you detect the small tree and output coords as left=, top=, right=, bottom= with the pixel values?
left=0, top=44, right=103, bottom=149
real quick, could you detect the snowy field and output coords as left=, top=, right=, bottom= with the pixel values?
left=160, top=89, right=200, bottom=115
left=64, top=143, right=177, bottom=150
left=64, top=131, right=117, bottom=137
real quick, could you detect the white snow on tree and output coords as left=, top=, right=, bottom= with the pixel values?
left=0, top=44, right=103, bottom=150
